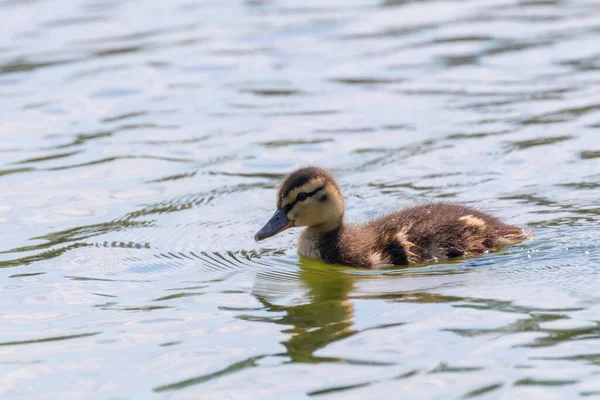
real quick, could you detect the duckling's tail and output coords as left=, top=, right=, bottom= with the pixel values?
left=497, top=226, right=534, bottom=246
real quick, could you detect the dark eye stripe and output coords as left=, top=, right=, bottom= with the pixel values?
left=281, top=185, right=325, bottom=212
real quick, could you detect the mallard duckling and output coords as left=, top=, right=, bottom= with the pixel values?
left=254, top=166, right=530, bottom=268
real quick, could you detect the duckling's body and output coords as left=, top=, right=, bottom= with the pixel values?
left=297, top=203, right=526, bottom=268
left=255, top=167, right=529, bottom=268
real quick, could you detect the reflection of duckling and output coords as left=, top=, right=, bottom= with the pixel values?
left=253, top=258, right=356, bottom=363
left=255, top=166, right=530, bottom=268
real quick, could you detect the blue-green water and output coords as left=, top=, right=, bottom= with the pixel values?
left=2, top=0, right=600, bottom=398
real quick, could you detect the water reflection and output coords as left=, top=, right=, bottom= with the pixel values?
left=249, top=258, right=483, bottom=367
left=253, top=258, right=358, bottom=364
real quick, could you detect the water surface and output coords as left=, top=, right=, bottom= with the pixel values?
left=2, top=0, right=600, bottom=398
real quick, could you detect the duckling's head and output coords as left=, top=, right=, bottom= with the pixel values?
left=255, top=166, right=344, bottom=241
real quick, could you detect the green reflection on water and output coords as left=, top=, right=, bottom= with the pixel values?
left=259, top=258, right=359, bottom=364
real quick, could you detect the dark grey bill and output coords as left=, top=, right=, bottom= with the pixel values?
left=254, top=209, right=293, bottom=241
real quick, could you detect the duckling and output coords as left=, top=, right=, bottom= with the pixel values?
left=254, top=166, right=530, bottom=268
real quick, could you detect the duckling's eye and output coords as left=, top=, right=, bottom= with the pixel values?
left=296, top=192, right=308, bottom=201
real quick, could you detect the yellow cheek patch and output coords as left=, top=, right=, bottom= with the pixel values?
left=459, top=215, right=486, bottom=227
left=281, top=178, right=326, bottom=207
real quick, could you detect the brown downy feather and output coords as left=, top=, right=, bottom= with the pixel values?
left=314, top=203, right=529, bottom=268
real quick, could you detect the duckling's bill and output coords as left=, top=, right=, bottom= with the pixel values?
left=255, top=209, right=293, bottom=241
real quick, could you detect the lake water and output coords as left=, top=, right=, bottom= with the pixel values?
left=2, top=0, right=600, bottom=398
